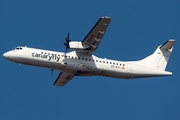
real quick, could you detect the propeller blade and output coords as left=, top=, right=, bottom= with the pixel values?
left=50, top=69, right=53, bottom=76
left=65, top=46, right=68, bottom=54
left=66, top=32, right=70, bottom=41
left=65, top=32, right=70, bottom=43
left=64, top=32, right=71, bottom=55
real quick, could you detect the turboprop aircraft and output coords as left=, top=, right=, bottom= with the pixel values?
left=3, top=16, right=176, bottom=87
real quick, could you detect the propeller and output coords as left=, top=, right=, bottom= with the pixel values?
left=64, top=32, right=71, bottom=54
left=50, top=69, right=53, bottom=76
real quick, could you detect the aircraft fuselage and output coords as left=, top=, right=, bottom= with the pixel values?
left=3, top=46, right=172, bottom=80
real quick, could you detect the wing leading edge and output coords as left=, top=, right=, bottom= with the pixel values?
left=77, top=16, right=111, bottom=55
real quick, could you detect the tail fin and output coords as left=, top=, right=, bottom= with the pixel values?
left=137, top=39, right=176, bottom=70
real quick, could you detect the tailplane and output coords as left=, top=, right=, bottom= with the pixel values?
left=137, top=39, right=176, bottom=70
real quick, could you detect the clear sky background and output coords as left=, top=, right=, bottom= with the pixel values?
left=1, top=0, right=180, bottom=120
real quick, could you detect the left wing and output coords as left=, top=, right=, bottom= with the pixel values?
left=77, top=16, right=111, bottom=55
left=54, top=72, right=74, bottom=87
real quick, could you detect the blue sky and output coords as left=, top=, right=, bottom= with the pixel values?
left=1, top=0, right=180, bottom=120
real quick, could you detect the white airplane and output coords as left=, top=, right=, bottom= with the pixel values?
left=3, top=16, right=176, bottom=87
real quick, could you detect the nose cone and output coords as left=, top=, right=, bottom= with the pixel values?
left=3, top=52, right=9, bottom=59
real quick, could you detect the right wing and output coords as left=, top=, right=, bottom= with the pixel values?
left=54, top=72, right=74, bottom=87
left=77, top=16, right=111, bottom=55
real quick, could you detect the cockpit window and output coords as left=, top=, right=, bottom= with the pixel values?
left=15, top=47, right=23, bottom=50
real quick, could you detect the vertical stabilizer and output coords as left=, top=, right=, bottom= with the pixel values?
left=137, top=39, right=176, bottom=70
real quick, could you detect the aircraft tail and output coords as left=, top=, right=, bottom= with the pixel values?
left=137, top=39, right=176, bottom=70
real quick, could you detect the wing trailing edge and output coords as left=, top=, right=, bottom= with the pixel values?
left=54, top=72, right=74, bottom=87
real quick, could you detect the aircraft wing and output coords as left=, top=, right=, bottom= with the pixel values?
left=77, top=16, right=111, bottom=55
left=54, top=72, right=74, bottom=86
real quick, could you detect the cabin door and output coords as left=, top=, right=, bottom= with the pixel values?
left=127, top=63, right=133, bottom=74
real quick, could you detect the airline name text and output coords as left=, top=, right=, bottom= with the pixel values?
left=32, top=52, right=60, bottom=62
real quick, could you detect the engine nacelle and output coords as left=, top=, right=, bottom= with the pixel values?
left=69, top=41, right=89, bottom=50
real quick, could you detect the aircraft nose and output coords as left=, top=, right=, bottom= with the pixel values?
left=3, top=52, right=9, bottom=58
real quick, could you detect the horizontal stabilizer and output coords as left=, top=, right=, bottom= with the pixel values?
left=160, top=39, right=176, bottom=50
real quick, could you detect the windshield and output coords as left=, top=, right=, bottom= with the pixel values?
left=14, top=47, right=23, bottom=50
